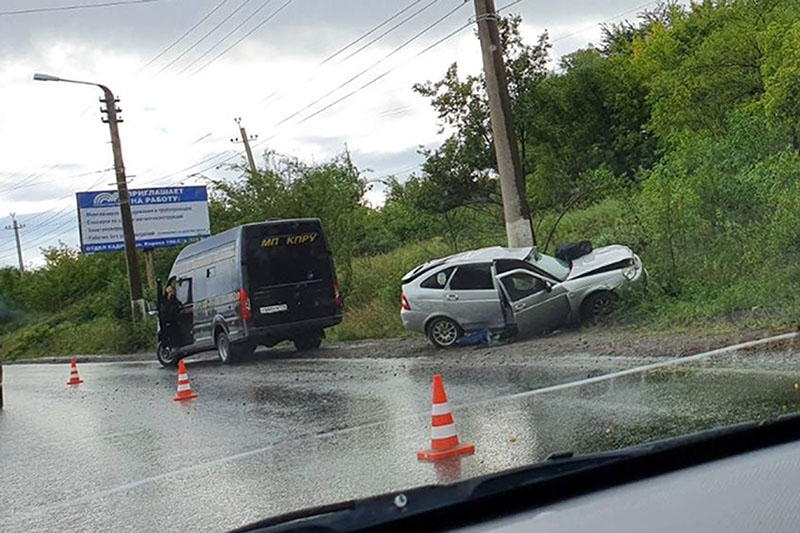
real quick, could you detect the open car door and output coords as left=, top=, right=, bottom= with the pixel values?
left=495, top=269, right=570, bottom=335
left=175, top=277, right=195, bottom=348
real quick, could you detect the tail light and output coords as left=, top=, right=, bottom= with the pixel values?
left=333, top=281, right=342, bottom=308
left=401, top=293, right=411, bottom=311
left=238, top=288, right=252, bottom=320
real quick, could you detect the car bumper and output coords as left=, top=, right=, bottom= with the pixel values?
left=401, top=310, right=427, bottom=334
left=244, top=314, right=343, bottom=343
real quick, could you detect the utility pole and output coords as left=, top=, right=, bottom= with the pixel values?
left=4, top=213, right=25, bottom=273
left=473, top=0, right=534, bottom=247
left=231, top=117, right=258, bottom=177
left=100, top=87, right=146, bottom=319
left=143, top=248, right=156, bottom=291
left=33, top=73, right=145, bottom=319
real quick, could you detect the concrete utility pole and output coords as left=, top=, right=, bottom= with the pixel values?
left=473, top=0, right=535, bottom=247
left=33, top=73, right=145, bottom=319
left=4, top=213, right=25, bottom=273
left=231, top=117, right=258, bottom=177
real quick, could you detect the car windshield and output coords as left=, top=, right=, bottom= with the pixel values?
left=526, top=251, right=571, bottom=281
left=2, top=1, right=798, bottom=531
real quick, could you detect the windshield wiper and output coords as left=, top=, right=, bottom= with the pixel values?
left=233, top=412, right=800, bottom=533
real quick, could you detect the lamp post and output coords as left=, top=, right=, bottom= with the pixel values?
left=33, top=73, right=145, bottom=319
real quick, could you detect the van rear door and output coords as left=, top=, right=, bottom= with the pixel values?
left=243, top=221, right=338, bottom=328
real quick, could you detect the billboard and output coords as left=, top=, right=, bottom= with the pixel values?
left=76, top=186, right=210, bottom=254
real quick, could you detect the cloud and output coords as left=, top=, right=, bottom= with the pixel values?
left=0, top=0, right=672, bottom=268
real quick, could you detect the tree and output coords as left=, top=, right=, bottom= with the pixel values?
left=412, top=15, right=550, bottom=239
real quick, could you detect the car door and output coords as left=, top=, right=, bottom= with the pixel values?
left=445, top=263, right=505, bottom=331
left=193, top=265, right=216, bottom=347
left=175, top=277, right=196, bottom=348
left=496, top=269, right=570, bottom=334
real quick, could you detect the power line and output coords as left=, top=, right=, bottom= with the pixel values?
left=189, top=0, right=293, bottom=76
left=272, top=0, right=469, bottom=129
left=321, top=0, right=427, bottom=67
left=0, top=168, right=110, bottom=194
left=336, top=0, right=443, bottom=66
left=155, top=0, right=254, bottom=75
left=260, top=0, right=428, bottom=105
left=550, top=1, right=658, bottom=43
left=258, top=0, right=443, bottom=110
left=138, top=0, right=232, bottom=72
left=178, top=0, right=276, bottom=74
left=0, top=0, right=163, bottom=16
left=0, top=173, right=110, bottom=257
left=142, top=2, right=472, bottom=188
left=295, top=18, right=472, bottom=127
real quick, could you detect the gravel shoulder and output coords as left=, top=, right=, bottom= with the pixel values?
left=312, top=326, right=795, bottom=362
left=6, top=324, right=795, bottom=365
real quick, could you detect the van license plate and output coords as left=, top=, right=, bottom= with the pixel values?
left=260, top=304, right=288, bottom=314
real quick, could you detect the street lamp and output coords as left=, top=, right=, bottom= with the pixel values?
left=33, top=72, right=145, bottom=319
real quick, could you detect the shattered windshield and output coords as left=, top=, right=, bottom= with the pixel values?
left=527, top=251, right=571, bottom=281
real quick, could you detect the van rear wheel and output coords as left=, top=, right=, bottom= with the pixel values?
left=216, top=330, right=235, bottom=364
left=293, top=332, right=322, bottom=352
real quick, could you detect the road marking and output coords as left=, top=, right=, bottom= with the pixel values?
left=462, top=331, right=799, bottom=409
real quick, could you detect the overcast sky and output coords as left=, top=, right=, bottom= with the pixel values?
left=0, top=0, right=673, bottom=268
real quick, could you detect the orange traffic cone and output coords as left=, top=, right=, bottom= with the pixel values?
left=417, top=374, right=475, bottom=461
left=172, top=359, right=198, bottom=401
left=66, top=359, right=83, bottom=385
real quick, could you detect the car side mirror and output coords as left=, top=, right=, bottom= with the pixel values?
left=544, top=282, right=553, bottom=293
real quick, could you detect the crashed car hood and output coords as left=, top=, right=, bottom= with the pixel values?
left=566, top=245, right=634, bottom=280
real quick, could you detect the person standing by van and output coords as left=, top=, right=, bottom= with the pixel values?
left=160, top=284, right=182, bottom=348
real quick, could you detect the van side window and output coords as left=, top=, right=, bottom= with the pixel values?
left=420, top=267, right=455, bottom=289
left=449, top=264, right=494, bottom=290
left=176, top=278, right=193, bottom=304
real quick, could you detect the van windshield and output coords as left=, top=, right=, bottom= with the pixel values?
left=244, top=224, right=332, bottom=288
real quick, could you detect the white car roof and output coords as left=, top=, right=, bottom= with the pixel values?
left=442, top=246, right=532, bottom=264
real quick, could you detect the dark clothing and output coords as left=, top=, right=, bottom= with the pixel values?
left=160, top=296, right=182, bottom=348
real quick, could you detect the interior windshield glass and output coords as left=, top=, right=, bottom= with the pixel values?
left=3, top=0, right=798, bottom=531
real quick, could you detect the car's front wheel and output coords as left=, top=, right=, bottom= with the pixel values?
left=581, top=291, right=614, bottom=325
left=157, top=341, right=178, bottom=367
left=426, top=317, right=462, bottom=348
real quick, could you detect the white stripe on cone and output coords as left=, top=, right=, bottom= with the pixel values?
left=177, top=383, right=191, bottom=392
left=430, top=423, right=458, bottom=440
left=178, top=373, right=188, bottom=381
left=431, top=402, right=451, bottom=415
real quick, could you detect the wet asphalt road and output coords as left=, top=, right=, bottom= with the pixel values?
left=3, top=341, right=800, bottom=532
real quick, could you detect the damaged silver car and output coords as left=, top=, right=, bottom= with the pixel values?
left=400, top=244, right=645, bottom=348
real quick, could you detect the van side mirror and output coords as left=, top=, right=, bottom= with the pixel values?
left=544, top=282, right=553, bottom=293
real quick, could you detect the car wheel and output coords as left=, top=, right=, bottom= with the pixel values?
left=157, top=341, right=178, bottom=367
left=581, top=291, right=614, bottom=325
left=216, top=330, right=235, bottom=364
left=293, top=332, right=322, bottom=352
left=427, top=317, right=462, bottom=348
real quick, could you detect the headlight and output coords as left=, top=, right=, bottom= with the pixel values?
left=622, top=265, right=637, bottom=281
